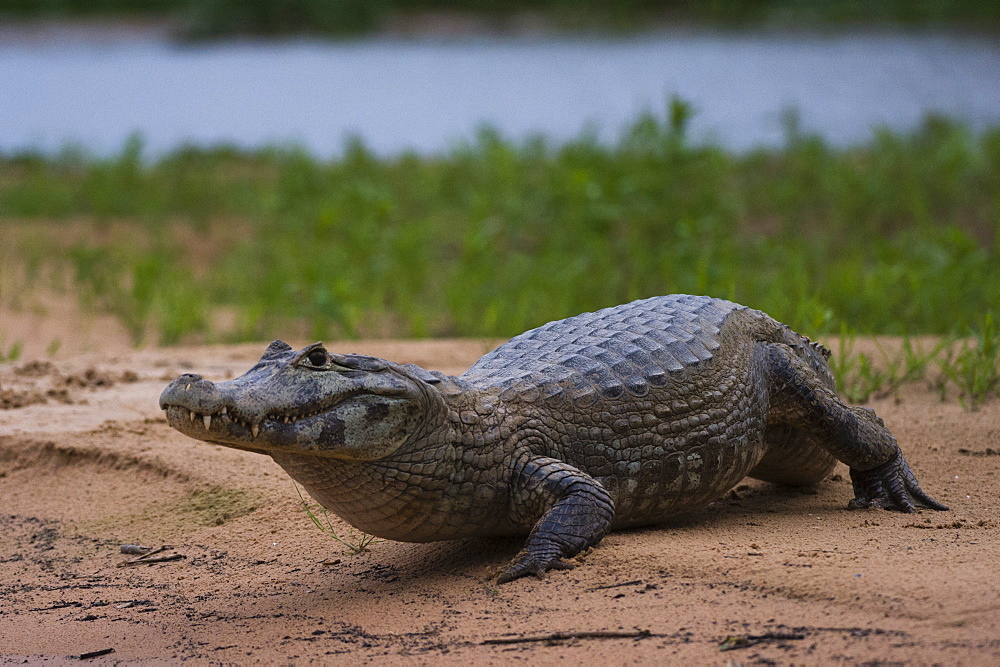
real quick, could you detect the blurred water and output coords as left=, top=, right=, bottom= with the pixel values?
left=1, top=31, right=998, bottom=156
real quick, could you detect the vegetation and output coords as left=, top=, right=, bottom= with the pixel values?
left=0, top=340, right=24, bottom=363
left=829, top=333, right=1000, bottom=410
left=936, top=314, right=1000, bottom=410
left=295, top=484, right=382, bottom=554
left=3, top=0, right=998, bottom=37
left=0, top=104, right=997, bottom=406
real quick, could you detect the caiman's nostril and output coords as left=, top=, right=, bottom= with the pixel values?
left=178, top=373, right=204, bottom=382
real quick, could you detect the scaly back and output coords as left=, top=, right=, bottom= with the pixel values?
left=462, top=295, right=747, bottom=405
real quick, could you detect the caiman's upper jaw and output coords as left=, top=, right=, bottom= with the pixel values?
left=159, top=368, right=365, bottom=452
left=160, top=341, right=432, bottom=460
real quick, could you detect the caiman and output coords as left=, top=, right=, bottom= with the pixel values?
left=160, top=295, right=947, bottom=583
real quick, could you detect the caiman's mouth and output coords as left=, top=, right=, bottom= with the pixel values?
left=161, top=395, right=355, bottom=454
left=163, top=399, right=347, bottom=438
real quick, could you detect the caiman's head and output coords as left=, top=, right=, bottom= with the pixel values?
left=159, top=340, right=442, bottom=460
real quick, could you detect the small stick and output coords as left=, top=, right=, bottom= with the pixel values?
left=31, top=601, right=81, bottom=612
left=116, top=544, right=171, bottom=565
left=133, top=545, right=172, bottom=559
left=118, top=545, right=169, bottom=561
left=482, top=629, right=652, bottom=645
left=586, top=579, right=644, bottom=591
left=76, top=648, right=114, bottom=660
left=118, top=552, right=185, bottom=567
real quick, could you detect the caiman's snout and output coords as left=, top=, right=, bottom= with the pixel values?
left=161, top=373, right=204, bottom=401
left=160, top=372, right=236, bottom=434
left=160, top=373, right=222, bottom=413
left=160, top=367, right=290, bottom=448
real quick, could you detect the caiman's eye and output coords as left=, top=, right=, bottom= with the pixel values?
left=305, top=349, right=330, bottom=367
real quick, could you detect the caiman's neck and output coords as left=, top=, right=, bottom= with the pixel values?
left=400, top=373, right=506, bottom=456
left=271, top=374, right=514, bottom=542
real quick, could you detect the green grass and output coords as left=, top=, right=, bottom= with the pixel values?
left=827, top=318, right=999, bottom=410
left=937, top=314, right=1000, bottom=410
left=1, top=340, right=24, bottom=362
left=2, top=107, right=997, bottom=345
left=294, top=484, right=382, bottom=554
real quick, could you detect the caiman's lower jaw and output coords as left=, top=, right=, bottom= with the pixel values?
left=161, top=402, right=336, bottom=454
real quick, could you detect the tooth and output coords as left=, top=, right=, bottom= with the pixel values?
left=283, top=416, right=289, bottom=424
left=203, top=414, right=212, bottom=429
left=251, top=423, right=260, bottom=438
left=220, top=407, right=227, bottom=416
left=186, top=384, right=191, bottom=390
left=190, top=411, right=196, bottom=421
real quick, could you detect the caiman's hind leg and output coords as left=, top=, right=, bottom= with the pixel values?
left=759, top=343, right=948, bottom=513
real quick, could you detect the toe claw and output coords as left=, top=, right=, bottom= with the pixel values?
left=847, top=498, right=868, bottom=510
left=848, top=450, right=947, bottom=514
left=498, top=550, right=574, bottom=584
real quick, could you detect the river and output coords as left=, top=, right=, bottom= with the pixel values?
left=1, top=28, right=998, bottom=156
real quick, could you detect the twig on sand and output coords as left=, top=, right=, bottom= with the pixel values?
left=120, top=544, right=170, bottom=557
left=482, top=629, right=652, bottom=645
left=116, top=545, right=185, bottom=567
left=76, top=648, right=114, bottom=660
left=585, top=579, right=644, bottom=591
left=118, top=553, right=185, bottom=566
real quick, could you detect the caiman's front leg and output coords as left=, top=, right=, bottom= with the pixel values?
left=500, top=456, right=615, bottom=584
left=762, top=343, right=948, bottom=513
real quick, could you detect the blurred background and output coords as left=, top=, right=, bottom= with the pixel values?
left=0, top=1, right=998, bottom=375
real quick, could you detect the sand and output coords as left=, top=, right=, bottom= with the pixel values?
left=1, top=335, right=998, bottom=663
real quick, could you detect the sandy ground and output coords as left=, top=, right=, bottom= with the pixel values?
left=1, top=330, right=998, bottom=664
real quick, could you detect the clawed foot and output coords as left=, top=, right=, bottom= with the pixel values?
left=848, top=450, right=949, bottom=513
left=497, top=550, right=576, bottom=584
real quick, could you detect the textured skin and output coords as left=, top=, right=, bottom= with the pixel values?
left=160, top=295, right=947, bottom=583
